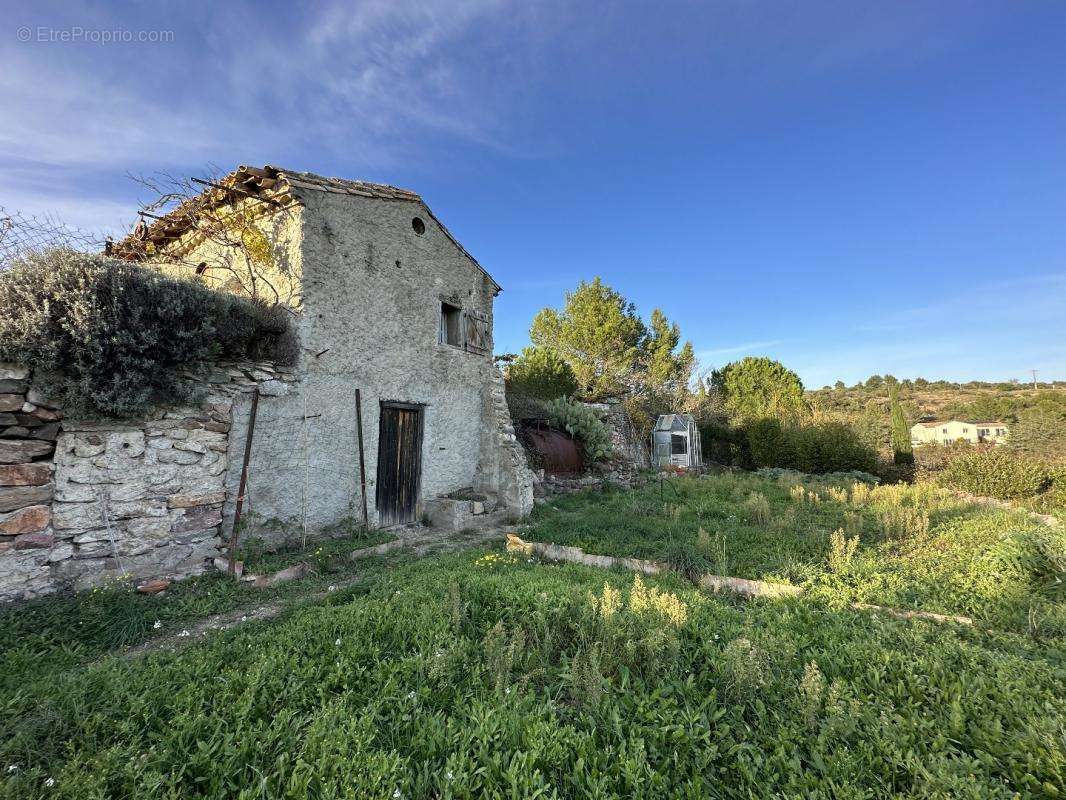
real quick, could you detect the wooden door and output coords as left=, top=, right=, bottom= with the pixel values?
left=376, top=403, right=424, bottom=526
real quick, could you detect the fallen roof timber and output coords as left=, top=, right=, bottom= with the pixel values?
left=505, top=533, right=973, bottom=626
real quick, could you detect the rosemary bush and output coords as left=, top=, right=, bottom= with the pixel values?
left=0, top=249, right=295, bottom=417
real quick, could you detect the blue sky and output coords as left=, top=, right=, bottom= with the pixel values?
left=2, top=1, right=1064, bottom=388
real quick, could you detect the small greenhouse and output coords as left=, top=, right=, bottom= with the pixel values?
left=651, top=413, right=702, bottom=470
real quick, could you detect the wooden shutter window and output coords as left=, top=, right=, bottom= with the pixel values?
left=463, top=308, right=490, bottom=355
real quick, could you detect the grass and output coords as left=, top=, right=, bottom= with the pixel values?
left=526, top=472, right=1066, bottom=634
left=0, top=531, right=396, bottom=696
left=1, top=550, right=1063, bottom=798
left=237, top=528, right=396, bottom=574
left=0, top=474, right=1063, bottom=797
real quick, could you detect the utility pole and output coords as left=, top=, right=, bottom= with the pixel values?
left=1031, top=369, right=1038, bottom=390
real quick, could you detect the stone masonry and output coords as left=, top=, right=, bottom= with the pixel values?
left=0, top=360, right=292, bottom=602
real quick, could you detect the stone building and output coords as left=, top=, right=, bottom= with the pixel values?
left=0, top=165, right=533, bottom=601
left=116, top=165, right=534, bottom=538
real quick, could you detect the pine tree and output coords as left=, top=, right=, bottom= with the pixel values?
left=529, top=277, right=646, bottom=399
left=710, top=357, right=808, bottom=423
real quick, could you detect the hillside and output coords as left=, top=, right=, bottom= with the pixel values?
left=807, top=380, right=1066, bottom=459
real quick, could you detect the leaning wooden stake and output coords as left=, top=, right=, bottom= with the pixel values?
left=228, top=387, right=260, bottom=575
left=355, top=388, right=370, bottom=531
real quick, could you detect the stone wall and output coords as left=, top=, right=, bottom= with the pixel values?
left=582, top=399, right=650, bottom=470
left=0, top=362, right=60, bottom=600
left=0, top=361, right=290, bottom=602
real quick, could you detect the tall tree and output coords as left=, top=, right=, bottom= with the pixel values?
left=711, top=357, right=807, bottom=422
left=642, top=308, right=695, bottom=400
left=889, top=381, right=914, bottom=465
left=529, top=277, right=646, bottom=399
left=505, top=346, right=578, bottom=401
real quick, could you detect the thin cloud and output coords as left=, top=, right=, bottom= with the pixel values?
left=855, top=272, right=1066, bottom=334
left=0, top=0, right=567, bottom=226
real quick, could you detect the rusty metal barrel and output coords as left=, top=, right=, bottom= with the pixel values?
left=522, top=425, right=583, bottom=474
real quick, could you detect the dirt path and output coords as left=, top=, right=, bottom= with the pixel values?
left=123, top=525, right=509, bottom=659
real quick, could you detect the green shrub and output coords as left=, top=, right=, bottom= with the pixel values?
left=1027, top=470, right=1066, bottom=514
left=699, top=418, right=750, bottom=466
left=506, top=346, right=578, bottom=401
left=938, top=449, right=1052, bottom=500
left=988, top=528, right=1066, bottom=602
left=742, top=418, right=877, bottom=475
left=0, top=248, right=295, bottom=417
left=710, top=357, right=808, bottom=422
left=546, top=396, right=612, bottom=465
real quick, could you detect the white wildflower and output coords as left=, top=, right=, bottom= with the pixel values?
left=178, top=630, right=190, bottom=638
left=328, top=584, right=337, bottom=592
left=335, top=638, right=342, bottom=646
left=45, top=777, right=56, bottom=787
left=240, top=616, right=248, bottom=623
left=407, top=691, right=416, bottom=700
left=152, top=620, right=162, bottom=630
left=393, top=790, right=403, bottom=799
left=7, top=765, right=18, bottom=773
left=445, top=770, right=454, bottom=781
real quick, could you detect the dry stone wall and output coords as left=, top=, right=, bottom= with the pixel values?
left=0, top=360, right=292, bottom=602
left=582, top=399, right=650, bottom=469
left=0, top=362, right=59, bottom=600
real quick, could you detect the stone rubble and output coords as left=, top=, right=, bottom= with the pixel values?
left=531, top=464, right=648, bottom=503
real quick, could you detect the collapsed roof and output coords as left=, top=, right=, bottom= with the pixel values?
left=110, top=164, right=500, bottom=291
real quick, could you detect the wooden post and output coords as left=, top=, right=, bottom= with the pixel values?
left=355, top=388, right=370, bottom=532
left=228, top=387, right=260, bottom=575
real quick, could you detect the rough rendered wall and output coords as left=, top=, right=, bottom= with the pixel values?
left=223, top=189, right=503, bottom=538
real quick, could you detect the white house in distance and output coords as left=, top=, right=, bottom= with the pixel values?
left=910, top=420, right=1009, bottom=447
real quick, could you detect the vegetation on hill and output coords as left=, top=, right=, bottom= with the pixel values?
left=0, top=249, right=295, bottom=417
left=809, top=377, right=1066, bottom=462
left=507, top=276, right=1063, bottom=486
left=696, top=358, right=879, bottom=475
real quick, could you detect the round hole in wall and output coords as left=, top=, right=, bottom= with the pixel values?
left=411, top=217, right=426, bottom=235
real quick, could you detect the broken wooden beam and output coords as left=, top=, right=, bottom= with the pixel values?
left=506, top=533, right=663, bottom=575
left=504, top=533, right=975, bottom=626
left=698, top=572, right=803, bottom=599
left=850, top=602, right=973, bottom=626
